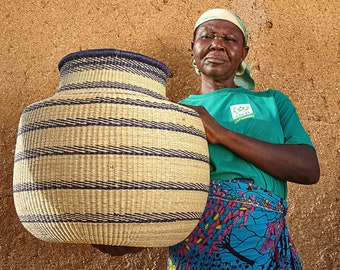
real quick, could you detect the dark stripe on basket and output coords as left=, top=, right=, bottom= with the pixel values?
left=13, top=180, right=209, bottom=193
left=19, top=212, right=202, bottom=223
left=17, top=117, right=206, bottom=139
left=61, top=58, right=168, bottom=85
left=14, top=145, right=210, bottom=163
left=22, top=97, right=199, bottom=118
left=58, top=49, right=170, bottom=77
left=58, top=81, right=165, bottom=99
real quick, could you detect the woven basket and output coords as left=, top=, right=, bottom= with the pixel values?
left=13, top=48, right=210, bottom=247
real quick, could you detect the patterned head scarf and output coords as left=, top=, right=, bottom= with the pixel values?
left=193, top=8, right=255, bottom=90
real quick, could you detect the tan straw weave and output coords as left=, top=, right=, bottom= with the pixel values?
left=13, top=49, right=210, bottom=247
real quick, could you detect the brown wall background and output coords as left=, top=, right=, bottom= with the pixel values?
left=1, top=0, right=339, bottom=269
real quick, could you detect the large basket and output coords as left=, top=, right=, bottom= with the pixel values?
left=13, top=49, right=210, bottom=247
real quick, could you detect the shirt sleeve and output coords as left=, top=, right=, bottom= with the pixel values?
left=272, top=90, right=315, bottom=148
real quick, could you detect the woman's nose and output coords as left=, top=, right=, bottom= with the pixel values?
left=210, top=37, right=225, bottom=51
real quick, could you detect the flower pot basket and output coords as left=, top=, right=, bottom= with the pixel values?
left=13, top=49, right=209, bottom=247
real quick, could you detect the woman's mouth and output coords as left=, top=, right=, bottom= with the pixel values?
left=205, top=56, right=226, bottom=64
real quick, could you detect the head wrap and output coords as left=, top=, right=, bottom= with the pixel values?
left=193, top=8, right=255, bottom=90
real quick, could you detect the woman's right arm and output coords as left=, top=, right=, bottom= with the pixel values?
left=186, top=105, right=320, bottom=185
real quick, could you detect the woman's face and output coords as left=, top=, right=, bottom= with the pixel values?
left=192, top=19, right=248, bottom=81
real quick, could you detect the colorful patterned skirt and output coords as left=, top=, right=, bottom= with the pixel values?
left=167, top=179, right=302, bottom=269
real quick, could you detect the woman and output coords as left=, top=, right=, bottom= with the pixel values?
left=167, top=8, right=320, bottom=269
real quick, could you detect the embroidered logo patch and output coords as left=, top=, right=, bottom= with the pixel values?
left=230, top=104, right=254, bottom=123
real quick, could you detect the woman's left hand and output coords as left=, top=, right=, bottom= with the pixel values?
left=184, top=105, right=225, bottom=144
left=91, top=245, right=144, bottom=256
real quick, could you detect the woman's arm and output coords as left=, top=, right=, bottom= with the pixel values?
left=187, top=105, right=320, bottom=185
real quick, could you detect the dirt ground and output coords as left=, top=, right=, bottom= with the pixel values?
left=1, top=0, right=339, bottom=269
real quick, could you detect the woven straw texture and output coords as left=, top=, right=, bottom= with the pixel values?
left=13, top=49, right=210, bottom=247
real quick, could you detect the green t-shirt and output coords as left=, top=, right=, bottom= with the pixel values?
left=179, top=87, right=314, bottom=198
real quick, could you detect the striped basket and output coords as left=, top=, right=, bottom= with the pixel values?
left=13, top=49, right=210, bottom=247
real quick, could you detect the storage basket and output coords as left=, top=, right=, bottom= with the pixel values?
left=13, top=48, right=210, bottom=247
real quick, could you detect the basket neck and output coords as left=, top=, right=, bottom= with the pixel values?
left=57, top=49, right=170, bottom=99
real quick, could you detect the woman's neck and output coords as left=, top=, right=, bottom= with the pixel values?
left=198, top=77, right=238, bottom=94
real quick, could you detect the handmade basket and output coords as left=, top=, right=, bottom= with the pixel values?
left=13, top=49, right=210, bottom=247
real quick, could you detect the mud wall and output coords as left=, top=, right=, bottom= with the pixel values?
left=1, top=0, right=338, bottom=269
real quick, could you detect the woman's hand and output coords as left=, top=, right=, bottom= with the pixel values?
left=184, top=105, right=224, bottom=144
left=91, top=245, right=144, bottom=256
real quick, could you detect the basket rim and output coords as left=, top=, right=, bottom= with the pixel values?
left=58, top=48, right=170, bottom=76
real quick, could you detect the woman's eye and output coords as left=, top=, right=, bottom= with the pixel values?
left=224, top=37, right=236, bottom=42
left=199, top=34, right=236, bottom=42
left=201, top=34, right=214, bottom=39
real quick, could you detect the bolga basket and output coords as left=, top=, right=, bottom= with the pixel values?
left=13, top=48, right=210, bottom=247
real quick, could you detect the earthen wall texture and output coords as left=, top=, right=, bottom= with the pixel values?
left=1, top=0, right=338, bottom=269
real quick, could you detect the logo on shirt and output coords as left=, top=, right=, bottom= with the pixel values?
left=230, top=104, right=254, bottom=123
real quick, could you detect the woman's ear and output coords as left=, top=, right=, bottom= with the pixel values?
left=242, top=46, right=249, bottom=62
left=191, top=41, right=194, bottom=50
